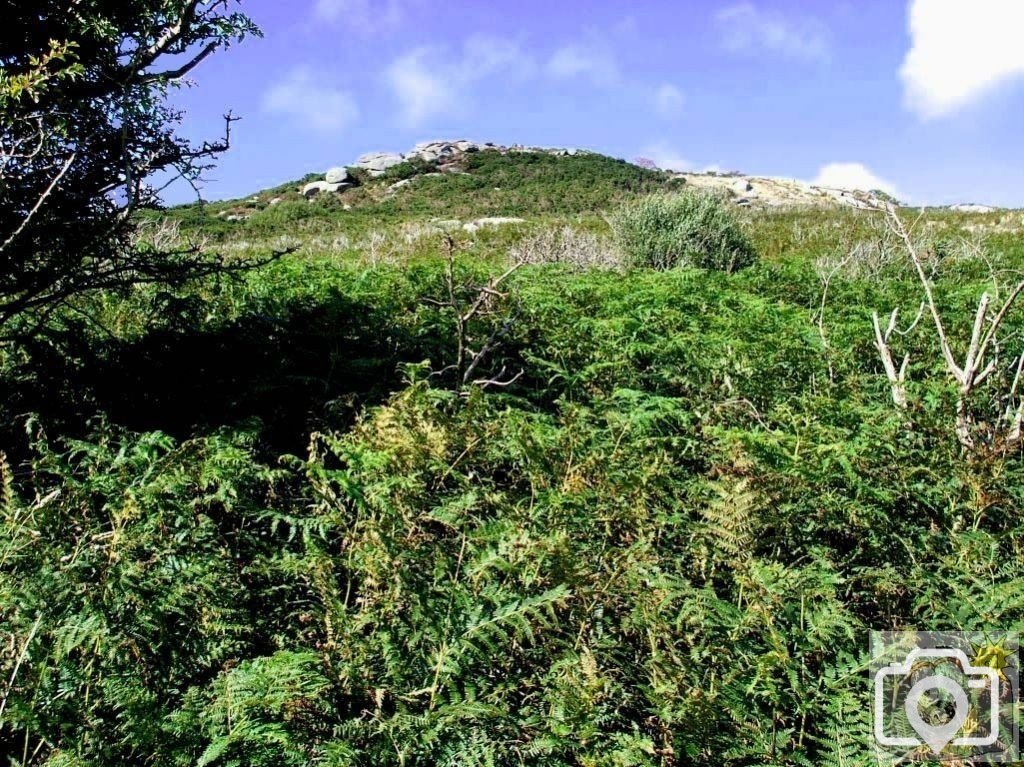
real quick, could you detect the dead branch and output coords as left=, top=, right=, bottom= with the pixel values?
left=425, top=235, right=526, bottom=393
left=877, top=203, right=1024, bottom=450
left=872, top=308, right=910, bottom=409
left=0, top=151, right=76, bottom=253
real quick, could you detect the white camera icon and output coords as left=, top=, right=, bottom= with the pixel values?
left=874, top=647, right=1000, bottom=754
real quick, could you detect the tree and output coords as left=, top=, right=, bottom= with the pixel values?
left=0, top=1, right=261, bottom=338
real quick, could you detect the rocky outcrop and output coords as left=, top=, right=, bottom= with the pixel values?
left=356, top=151, right=404, bottom=176
left=301, top=139, right=895, bottom=211
left=325, top=167, right=350, bottom=184
left=407, top=139, right=501, bottom=163
left=303, top=140, right=599, bottom=198
left=674, top=172, right=893, bottom=210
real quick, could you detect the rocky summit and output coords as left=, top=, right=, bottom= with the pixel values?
left=349, top=140, right=589, bottom=176
left=300, top=138, right=908, bottom=210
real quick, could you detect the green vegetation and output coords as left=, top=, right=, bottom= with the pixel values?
left=158, top=150, right=687, bottom=240
left=613, top=191, right=757, bottom=272
left=5, top=98, right=1024, bottom=765
left=0, top=0, right=262, bottom=339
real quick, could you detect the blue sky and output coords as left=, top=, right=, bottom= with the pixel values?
left=167, top=0, right=1024, bottom=206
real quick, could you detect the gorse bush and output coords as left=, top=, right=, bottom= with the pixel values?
left=613, top=191, right=757, bottom=272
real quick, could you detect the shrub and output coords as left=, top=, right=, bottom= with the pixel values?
left=612, top=191, right=757, bottom=272
left=0, top=4, right=258, bottom=340
left=381, top=156, right=437, bottom=182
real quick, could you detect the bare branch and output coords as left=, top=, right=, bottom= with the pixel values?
left=135, top=41, right=219, bottom=85
left=0, top=151, right=76, bottom=253
left=879, top=203, right=1024, bottom=451
left=425, top=236, right=526, bottom=392
left=872, top=309, right=909, bottom=409
left=885, top=204, right=964, bottom=381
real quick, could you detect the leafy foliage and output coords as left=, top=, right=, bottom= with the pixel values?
left=613, top=191, right=758, bottom=272
left=4, top=140, right=1024, bottom=766
left=0, top=1, right=261, bottom=337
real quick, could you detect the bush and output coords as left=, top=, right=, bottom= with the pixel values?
left=381, top=156, right=437, bottom=182
left=612, top=191, right=757, bottom=272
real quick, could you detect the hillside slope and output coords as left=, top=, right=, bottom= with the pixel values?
left=163, top=140, right=950, bottom=237
left=6, top=138, right=1024, bottom=767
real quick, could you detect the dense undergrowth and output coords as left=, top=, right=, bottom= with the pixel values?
left=3, top=151, right=1024, bottom=766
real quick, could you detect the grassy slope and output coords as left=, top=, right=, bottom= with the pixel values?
left=159, top=151, right=684, bottom=238
left=3, top=150, right=1024, bottom=766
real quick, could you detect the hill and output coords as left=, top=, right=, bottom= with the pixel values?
left=4, top=140, right=1024, bottom=767
left=160, top=138, right=1018, bottom=244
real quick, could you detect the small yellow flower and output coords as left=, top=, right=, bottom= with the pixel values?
left=972, top=641, right=1014, bottom=681
left=961, top=710, right=979, bottom=737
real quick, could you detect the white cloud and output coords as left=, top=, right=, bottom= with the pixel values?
left=387, top=49, right=453, bottom=127
left=900, top=0, right=1024, bottom=119
left=546, top=42, right=621, bottom=87
left=313, top=0, right=404, bottom=31
left=640, top=143, right=694, bottom=172
left=263, top=68, right=359, bottom=133
left=640, top=143, right=723, bottom=173
left=387, top=38, right=533, bottom=126
left=715, top=3, right=828, bottom=61
left=812, top=162, right=900, bottom=197
left=653, top=83, right=685, bottom=118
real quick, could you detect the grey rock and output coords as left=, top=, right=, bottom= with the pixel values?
left=302, top=180, right=349, bottom=198
left=462, top=216, right=526, bottom=233
left=419, top=148, right=449, bottom=163
left=325, top=166, right=350, bottom=184
left=356, top=151, right=405, bottom=176
left=409, top=140, right=467, bottom=163
left=386, top=178, right=413, bottom=195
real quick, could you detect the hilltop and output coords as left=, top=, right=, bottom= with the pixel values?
left=159, top=139, right=1019, bottom=251
left=150, top=139, right=1021, bottom=277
